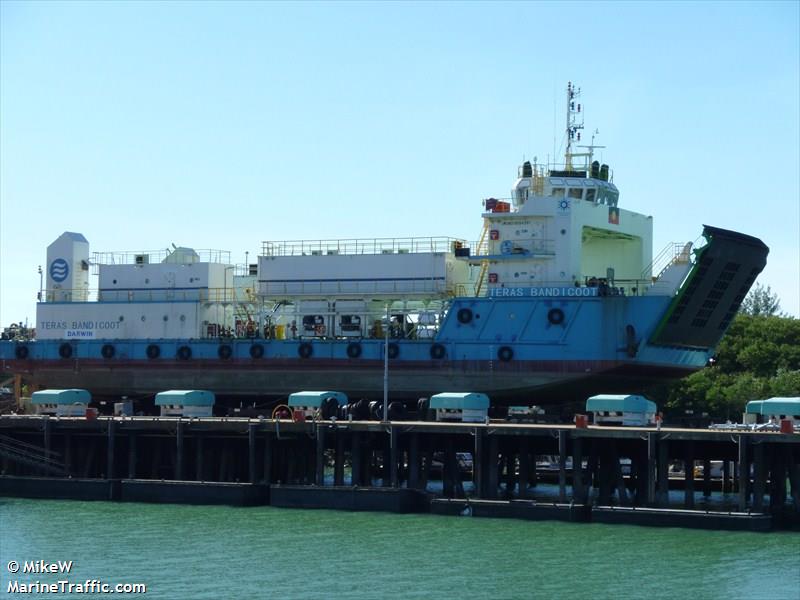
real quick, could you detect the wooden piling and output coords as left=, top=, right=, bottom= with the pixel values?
left=127, top=433, right=136, bottom=479
left=752, top=442, right=765, bottom=512
left=518, top=437, right=530, bottom=499
left=389, top=427, right=399, bottom=488
left=684, top=441, right=695, bottom=509
left=738, top=435, right=748, bottom=511
left=572, top=436, right=585, bottom=503
left=263, top=432, right=272, bottom=484
left=249, top=422, right=258, bottom=484
left=657, top=437, right=669, bottom=507
left=175, top=420, right=184, bottom=481
left=106, top=419, right=115, bottom=480
left=645, top=431, right=658, bottom=506
left=558, top=429, right=567, bottom=502
left=351, top=432, right=362, bottom=486
left=408, top=432, right=420, bottom=490
left=195, top=434, right=203, bottom=481
left=487, top=433, right=499, bottom=500
left=334, top=430, right=345, bottom=486
left=315, top=424, right=325, bottom=486
left=473, top=428, right=484, bottom=498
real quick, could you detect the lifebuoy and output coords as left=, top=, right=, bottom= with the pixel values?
left=15, top=345, right=29, bottom=360
left=249, top=344, right=264, bottom=359
left=457, top=307, right=473, bottom=324
left=59, top=343, right=73, bottom=359
left=547, top=308, right=565, bottom=326
left=498, top=346, right=514, bottom=362
left=177, top=345, right=192, bottom=360
left=146, top=344, right=161, bottom=359
left=346, top=342, right=362, bottom=359
left=430, top=343, right=446, bottom=360
left=101, top=344, right=115, bottom=359
left=218, top=344, right=232, bottom=360
left=298, top=342, right=313, bottom=359
left=388, top=342, right=399, bottom=359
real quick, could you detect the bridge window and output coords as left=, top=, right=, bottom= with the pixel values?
left=552, top=188, right=565, bottom=197
left=586, top=189, right=596, bottom=203
left=568, top=188, right=583, bottom=199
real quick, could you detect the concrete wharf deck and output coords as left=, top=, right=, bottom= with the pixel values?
left=1, top=415, right=798, bottom=530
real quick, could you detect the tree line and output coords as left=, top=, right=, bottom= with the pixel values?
left=650, top=285, right=800, bottom=420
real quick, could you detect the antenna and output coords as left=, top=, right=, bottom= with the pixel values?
left=577, top=129, right=605, bottom=165
left=565, top=82, right=584, bottom=170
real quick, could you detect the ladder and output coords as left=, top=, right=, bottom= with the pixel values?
left=474, top=220, right=491, bottom=297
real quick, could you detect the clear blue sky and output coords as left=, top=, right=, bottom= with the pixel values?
left=1, top=1, right=798, bottom=325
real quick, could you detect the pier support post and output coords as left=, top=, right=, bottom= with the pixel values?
left=195, top=435, right=203, bottom=481
left=351, top=432, right=362, bottom=486
left=128, top=433, right=136, bottom=479
left=487, top=432, right=499, bottom=500
left=473, top=428, right=484, bottom=498
left=334, top=430, right=345, bottom=486
left=558, top=430, right=568, bottom=502
left=64, top=433, right=72, bottom=476
left=249, top=423, right=258, bottom=484
left=43, top=417, right=52, bottom=476
left=106, top=419, right=115, bottom=480
left=657, top=437, right=669, bottom=507
left=702, top=458, right=712, bottom=499
left=684, top=441, right=695, bottom=509
left=753, top=442, right=765, bottom=512
left=769, top=447, right=787, bottom=512
left=263, top=432, right=272, bottom=484
left=443, top=436, right=456, bottom=498
left=518, top=437, right=530, bottom=499
left=409, top=432, right=420, bottom=490
left=787, top=447, right=800, bottom=511
left=722, top=459, right=731, bottom=495
left=612, top=446, right=628, bottom=506
left=408, top=433, right=419, bottom=489
left=597, top=446, right=613, bottom=505
left=738, top=435, right=748, bottom=512
left=389, top=426, right=399, bottom=488
left=647, top=432, right=657, bottom=506
left=175, top=419, right=184, bottom=481
left=572, top=436, right=585, bottom=503
left=315, top=424, right=325, bottom=486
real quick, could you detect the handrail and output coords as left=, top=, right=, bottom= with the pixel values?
left=260, top=237, right=465, bottom=257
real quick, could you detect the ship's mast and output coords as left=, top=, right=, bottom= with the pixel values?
left=564, top=81, right=583, bottom=171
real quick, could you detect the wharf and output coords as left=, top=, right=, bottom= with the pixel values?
left=1, top=415, right=798, bottom=530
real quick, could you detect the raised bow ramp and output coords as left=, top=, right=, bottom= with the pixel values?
left=649, top=225, right=769, bottom=349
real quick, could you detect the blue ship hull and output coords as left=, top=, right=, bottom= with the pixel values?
left=1, top=295, right=709, bottom=404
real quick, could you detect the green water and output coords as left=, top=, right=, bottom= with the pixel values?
left=1, top=498, right=798, bottom=600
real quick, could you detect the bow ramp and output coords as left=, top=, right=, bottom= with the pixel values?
left=650, top=225, right=769, bottom=349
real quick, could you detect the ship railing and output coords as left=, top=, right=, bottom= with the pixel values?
left=260, top=237, right=466, bottom=257
left=92, top=248, right=232, bottom=268
left=643, top=242, right=692, bottom=281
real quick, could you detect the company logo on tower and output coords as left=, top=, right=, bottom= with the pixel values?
left=49, top=258, right=69, bottom=283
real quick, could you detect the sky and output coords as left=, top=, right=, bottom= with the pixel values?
left=1, top=1, right=798, bottom=326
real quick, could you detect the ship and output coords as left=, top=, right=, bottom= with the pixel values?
left=0, top=83, right=769, bottom=409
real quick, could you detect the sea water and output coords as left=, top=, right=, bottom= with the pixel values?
left=1, top=498, right=798, bottom=599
